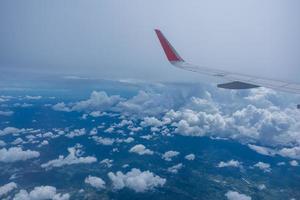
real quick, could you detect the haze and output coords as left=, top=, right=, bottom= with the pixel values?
left=0, top=0, right=299, bottom=83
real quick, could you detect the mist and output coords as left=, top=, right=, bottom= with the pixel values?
left=1, top=0, right=299, bottom=83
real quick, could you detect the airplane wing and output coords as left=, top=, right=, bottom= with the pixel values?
left=155, top=29, right=300, bottom=95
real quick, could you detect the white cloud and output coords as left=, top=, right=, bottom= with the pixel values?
left=140, top=135, right=153, bottom=140
left=115, top=90, right=170, bottom=117
left=278, top=147, right=300, bottom=160
left=91, top=136, right=133, bottom=146
left=104, top=127, right=114, bottom=133
left=89, top=128, right=98, bottom=136
left=254, top=162, right=271, bottom=172
left=25, top=95, right=42, bottom=100
left=217, top=160, right=241, bottom=168
left=52, top=103, right=71, bottom=112
left=0, top=140, right=6, bottom=147
left=11, top=138, right=24, bottom=145
left=225, top=190, right=251, bottom=200
left=41, top=145, right=97, bottom=169
left=108, top=168, right=166, bottom=192
left=85, top=175, right=105, bottom=189
left=277, top=162, right=286, bottom=166
left=89, top=111, right=104, bottom=117
left=13, top=186, right=70, bottom=200
left=39, top=140, right=49, bottom=147
left=0, top=147, right=40, bottom=163
left=14, top=103, right=33, bottom=108
left=184, top=154, right=195, bottom=161
left=289, top=160, right=299, bottom=167
left=257, top=184, right=266, bottom=190
left=91, top=136, right=114, bottom=146
left=120, top=137, right=134, bottom=143
left=0, top=182, right=17, bottom=197
left=116, top=119, right=133, bottom=127
left=100, top=159, right=113, bottom=168
left=167, top=163, right=183, bottom=174
left=129, top=144, right=153, bottom=155
left=0, top=111, right=14, bottom=116
left=244, top=87, right=276, bottom=102
left=42, top=132, right=56, bottom=139
left=65, top=129, right=86, bottom=138
left=0, top=127, right=24, bottom=136
left=72, top=91, right=123, bottom=112
left=141, top=117, right=164, bottom=127
left=249, top=144, right=300, bottom=160
left=247, top=144, right=275, bottom=156
left=49, top=84, right=300, bottom=152
left=162, top=151, right=180, bottom=161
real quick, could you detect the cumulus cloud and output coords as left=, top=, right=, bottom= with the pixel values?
left=0, top=147, right=40, bottom=163
left=278, top=147, right=300, bottom=160
left=11, top=138, right=24, bottom=145
left=0, top=182, right=17, bottom=197
left=0, top=110, right=14, bottom=116
left=289, top=160, right=299, bottom=167
left=140, top=117, right=164, bottom=127
left=52, top=103, right=71, bottom=112
left=184, top=154, right=195, bottom=161
left=254, top=162, right=271, bottom=172
left=217, top=160, right=241, bottom=168
left=65, top=129, right=86, bottom=138
left=13, top=186, right=70, bottom=200
left=52, top=91, right=123, bottom=113
left=120, top=137, right=134, bottom=143
left=162, top=151, right=180, bottom=161
left=248, top=144, right=300, bottom=160
left=140, top=135, right=153, bottom=140
left=108, top=168, right=166, bottom=192
left=85, top=175, right=105, bottom=189
left=14, top=103, right=33, bottom=108
left=244, top=87, right=276, bottom=102
left=25, top=95, right=42, bottom=100
left=167, top=163, right=183, bottom=174
left=49, top=83, right=300, bottom=151
left=91, top=136, right=133, bottom=146
left=91, top=136, right=115, bottom=146
left=247, top=144, right=275, bottom=156
left=225, top=190, right=251, bottom=200
left=0, top=140, right=6, bottom=147
left=0, top=127, right=24, bottom=136
left=41, top=145, right=97, bottom=169
left=100, top=159, right=113, bottom=168
left=38, top=140, right=49, bottom=147
left=72, top=91, right=123, bottom=112
left=115, top=90, right=173, bottom=117
left=129, top=144, right=154, bottom=155
left=257, top=184, right=266, bottom=190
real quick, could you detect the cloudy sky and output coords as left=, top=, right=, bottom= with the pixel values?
left=1, top=0, right=300, bottom=82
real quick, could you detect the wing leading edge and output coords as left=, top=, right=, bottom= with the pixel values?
left=154, top=29, right=300, bottom=95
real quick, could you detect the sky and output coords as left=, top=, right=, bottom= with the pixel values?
left=0, top=0, right=300, bottom=82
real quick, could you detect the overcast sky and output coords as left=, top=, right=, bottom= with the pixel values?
left=0, top=0, right=299, bottom=82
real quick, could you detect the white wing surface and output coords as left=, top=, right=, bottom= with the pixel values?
left=155, top=29, right=300, bottom=94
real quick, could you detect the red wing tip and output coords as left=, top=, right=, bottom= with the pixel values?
left=154, top=29, right=184, bottom=62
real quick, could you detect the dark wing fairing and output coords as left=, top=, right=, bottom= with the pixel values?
left=217, top=81, right=260, bottom=89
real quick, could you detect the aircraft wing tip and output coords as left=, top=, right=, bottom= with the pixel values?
left=154, top=29, right=184, bottom=62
